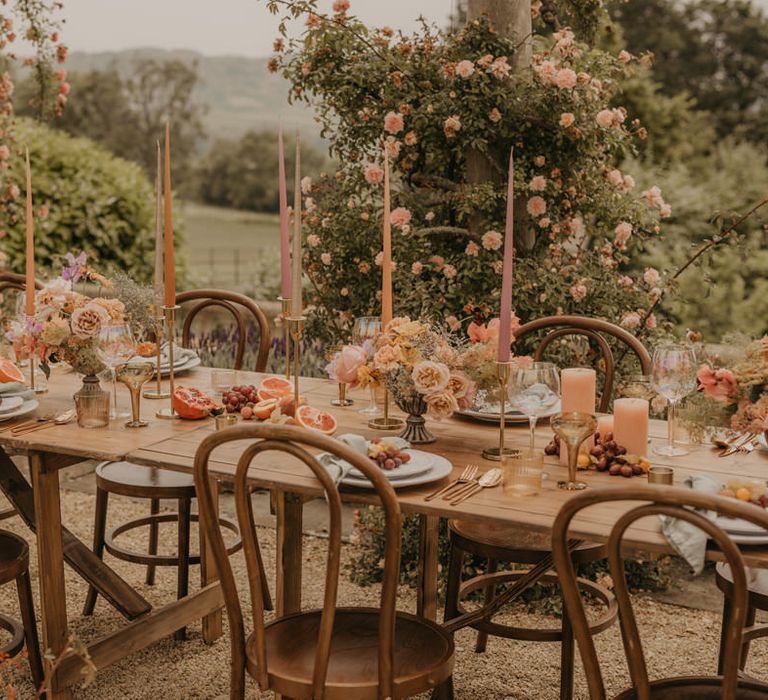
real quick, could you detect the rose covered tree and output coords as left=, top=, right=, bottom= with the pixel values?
left=266, top=0, right=670, bottom=352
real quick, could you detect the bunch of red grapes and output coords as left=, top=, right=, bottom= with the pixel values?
left=544, top=431, right=649, bottom=478
left=368, top=438, right=411, bottom=471
left=223, top=385, right=258, bottom=415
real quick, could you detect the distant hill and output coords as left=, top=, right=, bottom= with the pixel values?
left=64, top=49, right=324, bottom=146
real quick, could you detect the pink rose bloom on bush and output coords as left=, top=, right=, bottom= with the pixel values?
left=481, top=230, right=502, bottom=250
left=554, top=68, right=577, bottom=89
left=490, top=56, right=510, bottom=79
left=364, top=163, right=384, bottom=184
left=412, top=360, right=450, bottom=394
left=569, top=283, right=588, bottom=302
left=442, top=264, right=457, bottom=279
left=332, top=0, right=350, bottom=12
left=383, top=111, right=404, bottom=134
left=390, top=207, right=412, bottom=229
left=527, top=196, right=547, bottom=217
left=404, top=131, right=417, bottom=146
left=455, top=60, right=475, bottom=78
left=445, top=315, right=461, bottom=332
left=529, top=175, right=546, bottom=192
left=643, top=185, right=665, bottom=208
left=697, top=365, right=738, bottom=403
left=443, top=114, right=462, bottom=138
left=465, top=241, right=479, bottom=257
left=328, top=344, right=367, bottom=386
left=0, top=145, right=9, bottom=160
left=614, top=221, right=633, bottom=248
left=411, top=261, right=423, bottom=275
left=489, top=107, right=502, bottom=123
left=620, top=311, right=641, bottom=329
left=559, top=113, right=575, bottom=128
left=643, top=267, right=661, bottom=286
left=307, top=234, right=321, bottom=248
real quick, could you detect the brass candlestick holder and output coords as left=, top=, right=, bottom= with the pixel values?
left=156, top=305, right=181, bottom=419
left=368, top=388, right=405, bottom=431
left=482, top=361, right=519, bottom=462
left=331, top=383, right=354, bottom=407
left=143, top=306, right=170, bottom=400
left=25, top=317, right=46, bottom=395
left=279, top=296, right=292, bottom=380
left=289, top=316, right=304, bottom=409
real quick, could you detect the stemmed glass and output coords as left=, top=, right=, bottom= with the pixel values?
left=508, top=362, right=561, bottom=453
left=97, top=323, right=136, bottom=419
left=552, top=412, right=597, bottom=491
left=116, top=362, right=154, bottom=427
left=651, top=343, right=697, bottom=457
left=352, top=316, right=382, bottom=418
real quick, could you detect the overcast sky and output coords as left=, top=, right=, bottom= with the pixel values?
left=58, top=0, right=456, bottom=57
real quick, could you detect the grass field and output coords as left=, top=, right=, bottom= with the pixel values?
left=180, top=201, right=281, bottom=296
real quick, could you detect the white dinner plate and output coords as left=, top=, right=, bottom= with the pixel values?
left=346, top=450, right=434, bottom=482
left=455, top=401, right=561, bottom=424
left=715, top=513, right=768, bottom=537
left=0, top=396, right=24, bottom=414
left=724, top=532, right=768, bottom=546
left=758, top=434, right=768, bottom=451
left=340, top=452, right=453, bottom=490
left=156, top=355, right=202, bottom=377
left=0, top=399, right=39, bottom=422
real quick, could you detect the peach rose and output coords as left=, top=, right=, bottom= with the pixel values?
left=559, top=112, right=575, bottom=128
left=482, top=230, right=503, bottom=251
left=373, top=344, right=404, bottom=371
left=698, top=365, right=737, bottom=403
left=554, top=68, right=577, bottom=89
left=527, top=196, right=547, bottom=217
left=411, top=360, right=450, bottom=394
left=443, top=114, right=461, bottom=138
left=390, top=207, right=412, bottom=229
left=596, top=109, right=615, bottom=128
left=364, top=163, right=384, bottom=184
left=383, top=111, right=404, bottom=134
left=614, top=221, right=633, bottom=248
left=529, top=175, right=546, bottom=192
left=424, top=390, right=459, bottom=419
left=455, top=60, right=475, bottom=78
left=71, top=303, right=109, bottom=339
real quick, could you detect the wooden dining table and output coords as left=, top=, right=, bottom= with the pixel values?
left=2, top=364, right=768, bottom=698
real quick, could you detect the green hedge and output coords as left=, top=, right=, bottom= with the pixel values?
left=1, top=118, right=172, bottom=283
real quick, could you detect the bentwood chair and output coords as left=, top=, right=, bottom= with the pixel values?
left=553, top=485, right=768, bottom=699
left=444, top=316, right=651, bottom=699
left=84, top=289, right=271, bottom=635
left=0, top=530, right=44, bottom=690
left=194, top=424, right=455, bottom=700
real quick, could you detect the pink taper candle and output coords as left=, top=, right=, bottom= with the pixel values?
left=163, top=122, right=176, bottom=307
left=560, top=368, right=597, bottom=464
left=24, top=148, right=34, bottom=316
left=614, top=398, right=649, bottom=458
left=278, top=127, right=291, bottom=300
left=497, top=147, right=514, bottom=362
left=381, top=150, right=393, bottom=329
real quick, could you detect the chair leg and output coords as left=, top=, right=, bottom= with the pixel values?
left=718, top=597, right=733, bottom=676
left=145, top=498, right=160, bottom=585
left=740, top=605, right=757, bottom=671
left=82, top=486, right=109, bottom=616
left=433, top=675, right=454, bottom=700
left=475, top=558, right=498, bottom=653
left=16, top=569, right=44, bottom=691
left=174, top=497, right=192, bottom=641
left=443, top=541, right=464, bottom=623
left=560, top=606, right=575, bottom=700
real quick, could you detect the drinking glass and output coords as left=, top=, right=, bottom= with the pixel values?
left=551, top=411, right=597, bottom=490
left=352, top=316, right=381, bottom=417
left=508, top=362, right=561, bottom=453
left=502, top=447, right=544, bottom=496
left=650, top=343, right=697, bottom=457
left=211, top=368, right=236, bottom=398
left=116, top=362, right=154, bottom=428
left=97, top=323, right=136, bottom=419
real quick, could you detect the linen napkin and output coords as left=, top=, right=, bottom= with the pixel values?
left=0, top=381, right=34, bottom=402
left=158, top=343, right=197, bottom=367
left=316, top=433, right=410, bottom=486
left=659, top=473, right=722, bottom=574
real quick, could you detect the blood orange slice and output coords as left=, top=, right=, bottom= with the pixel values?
left=0, top=359, right=25, bottom=384
left=252, top=398, right=278, bottom=420
left=295, top=405, right=338, bottom=435
left=257, top=376, right=293, bottom=401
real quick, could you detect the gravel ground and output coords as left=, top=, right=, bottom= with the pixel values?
left=1, top=489, right=766, bottom=699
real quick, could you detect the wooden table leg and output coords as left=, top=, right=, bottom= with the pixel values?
left=30, top=452, right=73, bottom=700
left=417, top=514, right=440, bottom=621
left=275, top=491, right=303, bottom=616
left=200, top=476, right=223, bottom=643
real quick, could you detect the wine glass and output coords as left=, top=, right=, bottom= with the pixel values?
left=651, top=343, right=697, bottom=457
left=508, top=362, right=561, bottom=453
left=551, top=412, right=597, bottom=490
left=352, top=316, right=381, bottom=417
left=97, top=323, right=136, bottom=419
left=116, top=362, right=154, bottom=428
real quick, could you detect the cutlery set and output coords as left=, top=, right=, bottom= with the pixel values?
left=714, top=432, right=760, bottom=457
left=0, top=409, right=76, bottom=436
left=424, top=464, right=503, bottom=505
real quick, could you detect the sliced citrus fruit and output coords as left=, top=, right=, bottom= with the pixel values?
left=257, top=376, right=293, bottom=401
left=295, top=405, right=338, bottom=435
left=0, top=359, right=25, bottom=384
left=252, top=398, right=278, bottom=420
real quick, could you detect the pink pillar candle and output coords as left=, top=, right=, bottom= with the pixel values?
left=613, top=398, right=649, bottom=458
left=497, top=147, right=514, bottom=362
left=596, top=414, right=614, bottom=440
left=560, top=368, right=597, bottom=465
left=278, top=126, right=291, bottom=301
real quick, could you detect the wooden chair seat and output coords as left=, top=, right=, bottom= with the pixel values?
left=248, top=608, right=454, bottom=700
left=612, top=676, right=768, bottom=699
left=717, top=562, right=768, bottom=608
left=448, top=519, right=606, bottom=565
left=96, top=461, right=196, bottom=499
left=0, top=530, right=28, bottom=584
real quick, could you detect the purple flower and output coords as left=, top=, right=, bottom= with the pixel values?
left=62, top=251, right=87, bottom=283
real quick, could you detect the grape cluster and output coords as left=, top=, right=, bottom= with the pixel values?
left=368, top=438, right=412, bottom=471
left=223, top=385, right=258, bottom=415
left=544, top=431, right=650, bottom=478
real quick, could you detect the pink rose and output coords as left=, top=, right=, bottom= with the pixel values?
left=307, top=234, right=321, bottom=248
left=527, top=196, right=547, bottom=217
left=455, top=60, right=475, bottom=78
left=559, top=113, right=575, bottom=128
left=404, top=131, right=417, bottom=146
left=490, top=57, right=511, bottom=79
left=482, top=230, right=503, bottom=251
left=489, top=107, right=502, bottom=123
left=465, top=241, right=479, bottom=257
left=445, top=315, right=461, bottom=332
left=614, top=221, right=633, bottom=248
left=618, top=50, right=632, bottom=63
left=424, top=390, right=459, bottom=420
left=643, top=267, right=661, bottom=286
left=554, top=68, right=577, bottom=89
left=596, top=108, right=624, bottom=128
left=659, top=203, right=672, bottom=218
left=443, top=114, right=462, bottom=138
left=643, top=185, right=665, bottom=208
left=529, top=175, right=546, bottom=192
left=330, top=344, right=367, bottom=385
left=364, top=163, right=384, bottom=184
left=301, top=176, right=312, bottom=194
left=569, top=283, right=588, bottom=302
left=383, top=111, right=404, bottom=134
left=332, top=0, right=350, bottom=12
left=442, top=264, right=457, bottom=279
left=645, top=313, right=657, bottom=330
left=373, top=344, right=404, bottom=371
left=320, top=253, right=331, bottom=265
left=411, top=261, right=423, bottom=275
left=697, top=365, right=737, bottom=403
left=607, top=169, right=623, bottom=187
left=384, top=138, right=401, bottom=159
left=468, top=321, right=490, bottom=343
left=71, top=303, right=109, bottom=340
left=620, top=311, right=641, bottom=329
left=390, top=207, right=412, bottom=229
left=0, top=145, right=9, bottom=160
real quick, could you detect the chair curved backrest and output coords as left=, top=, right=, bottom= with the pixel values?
left=0, top=271, right=43, bottom=295
left=552, top=485, right=768, bottom=700
left=193, top=424, right=402, bottom=699
left=513, top=315, right=652, bottom=412
left=176, top=289, right=271, bottom=372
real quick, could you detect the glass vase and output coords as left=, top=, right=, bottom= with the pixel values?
left=73, top=374, right=110, bottom=428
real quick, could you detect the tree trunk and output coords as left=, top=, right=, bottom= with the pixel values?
left=466, top=0, right=534, bottom=251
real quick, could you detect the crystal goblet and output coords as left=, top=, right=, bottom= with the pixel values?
left=551, top=411, right=597, bottom=490
left=116, top=362, right=154, bottom=428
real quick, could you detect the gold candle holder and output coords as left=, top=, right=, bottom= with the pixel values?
left=331, top=382, right=354, bottom=407
left=289, top=316, right=304, bottom=409
left=143, top=305, right=170, bottom=400
left=482, top=361, right=519, bottom=462
left=25, top=317, right=47, bottom=395
left=156, top=305, right=181, bottom=419
left=280, top=296, right=292, bottom=380
left=368, top=388, right=405, bottom=431
left=648, top=466, right=674, bottom=485
left=215, top=414, right=238, bottom=431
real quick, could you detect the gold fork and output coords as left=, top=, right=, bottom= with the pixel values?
left=424, top=464, right=479, bottom=501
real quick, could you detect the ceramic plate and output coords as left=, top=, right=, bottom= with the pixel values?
left=340, top=452, right=453, bottom=490
left=157, top=356, right=202, bottom=377
left=346, top=450, right=434, bottom=482
left=0, top=399, right=39, bottom=422
left=0, top=396, right=24, bottom=414
left=715, top=513, right=768, bottom=537
left=455, top=401, right=561, bottom=424
left=758, top=434, right=768, bottom=451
